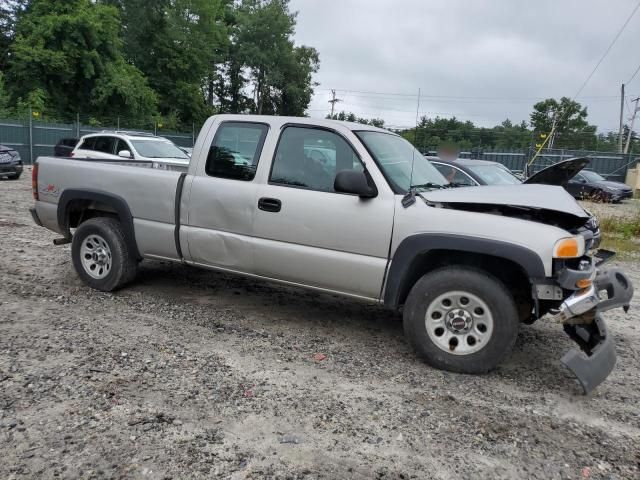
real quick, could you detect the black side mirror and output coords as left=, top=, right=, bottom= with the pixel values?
left=334, top=170, right=377, bottom=198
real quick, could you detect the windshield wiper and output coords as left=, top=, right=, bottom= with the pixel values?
left=410, top=182, right=447, bottom=190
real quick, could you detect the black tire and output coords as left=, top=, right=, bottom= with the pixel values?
left=7, top=173, right=21, bottom=180
left=403, top=266, right=519, bottom=374
left=71, top=217, right=137, bottom=291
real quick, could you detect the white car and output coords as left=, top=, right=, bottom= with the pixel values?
left=71, top=131, right=190, bottom=171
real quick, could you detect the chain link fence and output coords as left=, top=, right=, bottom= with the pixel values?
left=423, top=147, right=638, bottom=182
left=0, top=113, right=196, bottom=164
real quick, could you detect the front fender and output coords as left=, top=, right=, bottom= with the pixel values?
left=382, top=233, right=545, bottom=309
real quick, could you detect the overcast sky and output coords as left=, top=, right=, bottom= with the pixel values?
left=289, top=0, right=640, bottom=132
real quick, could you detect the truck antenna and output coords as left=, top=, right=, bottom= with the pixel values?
left=402, top=88, right=421, bottom=208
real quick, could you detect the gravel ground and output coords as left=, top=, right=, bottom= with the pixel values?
left=1, top=170, right=639, bottom=479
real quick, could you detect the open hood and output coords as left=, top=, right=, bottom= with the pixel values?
left=523, top=157, right=589, bottom=186
left=422, top=184, right=590, bottom=229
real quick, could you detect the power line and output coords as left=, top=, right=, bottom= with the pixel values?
left=573, top=0, right=640, bottom=99
left=627, top=61, right=640, bottom=86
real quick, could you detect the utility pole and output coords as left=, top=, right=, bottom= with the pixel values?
left=623, top=96, right=640, bottom=154
left=619, top=83, right=625, bottom=153
left=328, top=89, right=342, bottom=118
left=548, top=114, right=558, bottom=149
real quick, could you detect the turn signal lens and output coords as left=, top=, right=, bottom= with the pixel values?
left=553, top=237, right=581, bottom=258
left=576, top=278, right=592, bottom=289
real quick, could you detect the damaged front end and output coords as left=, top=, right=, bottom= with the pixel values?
left=548, top=252, right=634, bottom=394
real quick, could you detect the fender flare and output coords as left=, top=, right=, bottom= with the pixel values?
left=57, top=189, right=140, bottom=260
left=383, top=233, right=546, bottom=309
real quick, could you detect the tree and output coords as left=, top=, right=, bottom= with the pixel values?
left=103, top=0, right=229, bottom=126
left=232, top=0, right=319, bottom=116
left=0, top=0, right=29, bottom=72
left=327, top=111, right=385, bottom=128
left=530, top=97, right=597, bottom=149
left=7, top=0, right=157, bottom=121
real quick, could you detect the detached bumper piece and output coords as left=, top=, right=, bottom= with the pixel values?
left=557, top=267, right=634, bottom=394
left=561, top=315, right=615, bottom=395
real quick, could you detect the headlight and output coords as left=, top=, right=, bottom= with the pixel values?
left=553, top=236, right=585, bottom=258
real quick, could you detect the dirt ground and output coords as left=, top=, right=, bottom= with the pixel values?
left=1, top=169, right=639, bottom=479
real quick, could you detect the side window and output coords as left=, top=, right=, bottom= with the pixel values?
left=451, top=169, right=476, bottom=186
left=79, top=137, right=96, bottom=151
left=93, top=136, right=116, bottom=154
left=115, top=139, right=130, bottom=155
left=205, top=122, right=269, bottom=181
left=270, top=127, right=364, bottom=192
left=432, top=163, right=475, bottom=186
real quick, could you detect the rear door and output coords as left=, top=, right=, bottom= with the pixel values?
left=183, top=121, right=270, bottom=273
left=251, top=125, right=395, bottom=299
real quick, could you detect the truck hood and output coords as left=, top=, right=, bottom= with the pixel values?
left=523, top=157, right=589, bottom=186
left=422, top=184, right=590, bottom=229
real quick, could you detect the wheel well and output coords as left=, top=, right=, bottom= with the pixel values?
left=65, top=199, right=119, bottom=230
left=395, top=249, right=531, bottom=308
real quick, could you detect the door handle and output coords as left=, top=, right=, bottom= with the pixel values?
left=258, top=197, right=282, bottom=213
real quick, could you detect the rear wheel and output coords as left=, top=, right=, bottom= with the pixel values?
left=71, top=217, right=137, bottom=291
left=6, top=173, right=20, bottom=180
left=403, top=267, right=519, bottom=374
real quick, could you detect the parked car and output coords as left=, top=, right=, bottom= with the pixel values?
left=71, top=131, right=190, bottom=171
left=566, top=170, right=634, bottom=202
left=430, top=157, right=632, bottom=203
left=54, top=138, right=79, bottom=157
left=429, top=157, right=522, bottom=186
left=0, top=144, right=23, bottom=180
left=30, top=114, right=634, bottom=394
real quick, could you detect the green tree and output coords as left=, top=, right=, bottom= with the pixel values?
left=233, top=0, right=319, bottom=115
left=104, top=0, right=228, bottom=126
left=327, top=111, right=384, bottom=128
left=530, top=97, right=597, bottom=149
left=7, top=0, right=157, bottom=121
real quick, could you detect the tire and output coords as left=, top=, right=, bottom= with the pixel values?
left=71, top=217, right=137, bottom=291
left=403, top=266, right=519, bottom=374
left=7, top=173, right=21, bottom=180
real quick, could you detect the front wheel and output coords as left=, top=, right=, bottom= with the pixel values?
left=71, top=217, right=137, bottom=291
left=403, top=267, right=519, bottom=374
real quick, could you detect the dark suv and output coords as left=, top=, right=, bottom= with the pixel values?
left=0, top=144, right=23, bottom=180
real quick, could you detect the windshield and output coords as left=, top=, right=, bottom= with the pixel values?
left=580, top=170, right=605, bottom=182
left=467, top=164, right=522, bottom=185
left=131, top=140, right=189, bottom=159
left=355, top=131, right=448, bottom=192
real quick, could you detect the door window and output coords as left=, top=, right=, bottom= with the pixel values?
left=93, top=136, right=116, bottom=154
left=270, top=127, right=364, bottom=192
left=205, top=122, right=269, bottom=181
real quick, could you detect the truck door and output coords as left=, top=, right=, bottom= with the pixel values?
left=251, top=125, right=394, bottom=300
left=183, top=121, right=269, bottom=273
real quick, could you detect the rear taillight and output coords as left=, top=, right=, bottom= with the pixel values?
left=32, top=164, right=38, bottom=200
left=69, top=151, right=74, bottom=158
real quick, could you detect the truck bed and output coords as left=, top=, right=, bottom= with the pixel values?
left=34, top=157, right=184, bottom=260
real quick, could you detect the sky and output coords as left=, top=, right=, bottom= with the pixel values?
left=288, top=0, right=640, bottom=133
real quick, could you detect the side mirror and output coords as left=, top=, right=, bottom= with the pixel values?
left=118, top=150, right=133, bottom=159
left=334, top=170, right=377, bottom=198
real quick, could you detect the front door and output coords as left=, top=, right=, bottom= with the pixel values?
left=251, top=126, right=395, bottom=299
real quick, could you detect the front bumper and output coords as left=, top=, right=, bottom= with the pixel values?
left=553, top=259, right=634, bottom=394
left=0, top=163, right=23, bottom=176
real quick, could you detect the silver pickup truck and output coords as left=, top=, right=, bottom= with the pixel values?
left=30, top=114, right=634, bottom=393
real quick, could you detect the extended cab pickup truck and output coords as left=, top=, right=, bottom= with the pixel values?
left=30, top=115, right=634, bottom=393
